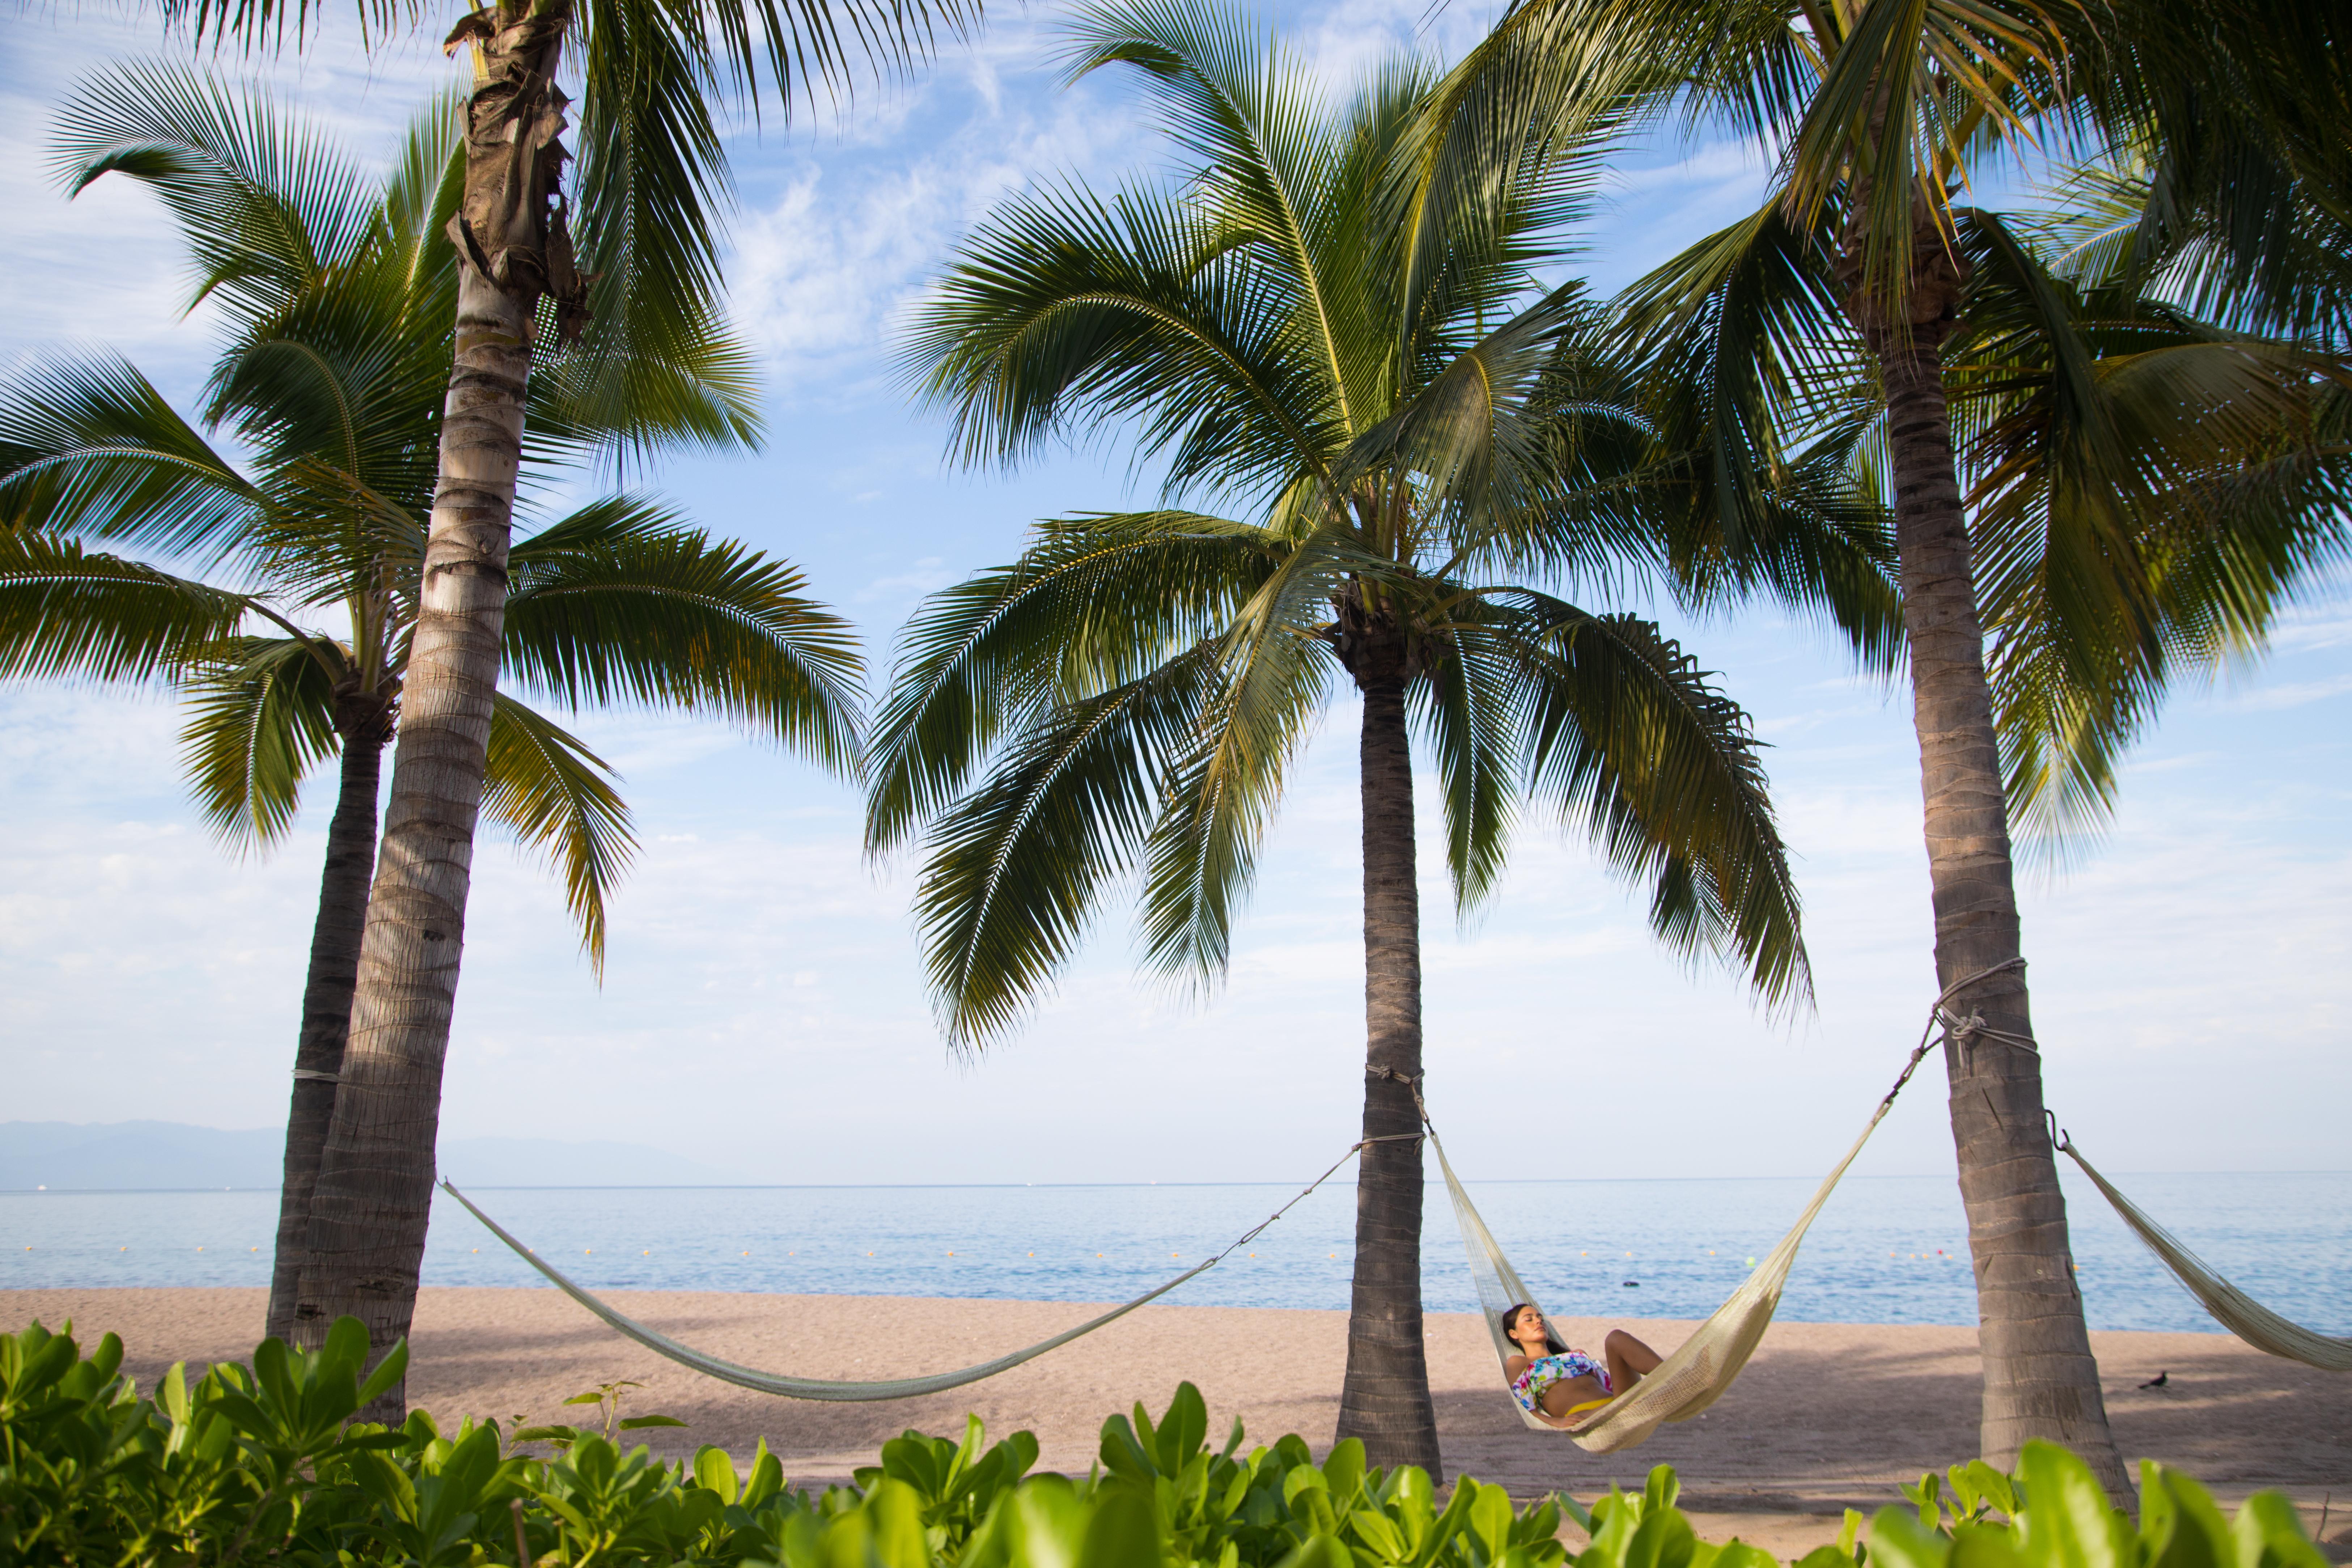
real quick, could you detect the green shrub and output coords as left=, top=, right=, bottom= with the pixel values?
left=0, top=1318, right=2330, bottom=1568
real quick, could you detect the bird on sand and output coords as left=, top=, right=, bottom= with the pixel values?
left=2138, top=1371, right=2169, bottom=1389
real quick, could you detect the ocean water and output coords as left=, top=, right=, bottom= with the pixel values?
left=5, top=1171, right=2347, bottom=1337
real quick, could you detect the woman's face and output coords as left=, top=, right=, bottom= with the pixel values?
left=1511, top=1307, right=1544, bottom=1348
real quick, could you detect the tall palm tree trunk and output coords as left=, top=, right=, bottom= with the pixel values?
left=1335, top=621, right=1443, bottom=1478
left=1870, top=288, right=2131, bottom=1500
left=265, top=702, right=392, bottom=1344
left=294, top=0, right=576, bottom=1416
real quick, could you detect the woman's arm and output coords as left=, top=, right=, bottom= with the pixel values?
left=1503, top=1353, right=1531, bottom=1379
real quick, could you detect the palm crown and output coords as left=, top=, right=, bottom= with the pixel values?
left=0, top=65, right=859, bottom=964
left=873, top=0, right=1900, bottom=1045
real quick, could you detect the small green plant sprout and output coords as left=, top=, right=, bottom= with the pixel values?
left=512, top=1379, right=688, bottom=1450
left=1902, top=1459, right=2021, bottom=1532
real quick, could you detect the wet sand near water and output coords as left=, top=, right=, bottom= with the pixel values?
left=9, top=1288, right=2347, bottom=1560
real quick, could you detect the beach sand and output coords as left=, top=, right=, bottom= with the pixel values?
left=8, top=1288, right=2347, bottom=1559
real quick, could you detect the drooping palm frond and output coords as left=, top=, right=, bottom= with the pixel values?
left=178, top=634, right=346, bottom=848
left=915, top=645, right=1227, bottom=1046
left=50, top=61, right=380, bottom=335
left=0, top=350, right=263, bottom=561
left=1497, top=592, right=1808, bottom=1007
left=0, top=529, right=256, bottom=683
left=544, top=0, right=764, bottom=473
left=1409, top=611, right=1522, bottom=914
left=500, top=495, right=865, bottom=771
left=1947, top=211, right=2350, bottom=853
left=483, top=693, right=635, bottom=973
left=2070, top=0, right=2352, bottom=349
left=1135, top=544, right=1332, bottom=984
left=865, top=511, right=1285, bottom=855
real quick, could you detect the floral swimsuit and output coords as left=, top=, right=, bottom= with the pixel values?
left=1510, top=1350, right=1613, bottom=1415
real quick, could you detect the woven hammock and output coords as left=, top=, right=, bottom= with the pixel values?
left=436, top=1132, right=1398, bottom=1402
left=439, top=1181, right=1222, bottom=1401
left=1436, top=1056, right=2351, bottom=1453
left=2058, top=1138, right=2352, bottom=1372
left=1434, top=1063, right=1907, bottom=1452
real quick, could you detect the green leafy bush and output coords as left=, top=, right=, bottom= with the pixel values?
left=0, top=1318, right=2331, bottom=1568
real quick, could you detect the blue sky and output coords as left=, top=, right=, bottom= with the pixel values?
left=2, top=0, right=2346, bottom=1190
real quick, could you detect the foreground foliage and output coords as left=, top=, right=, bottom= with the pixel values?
left=0, top=1319, right=2330, bottom=1568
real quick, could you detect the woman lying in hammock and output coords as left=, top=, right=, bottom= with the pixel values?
left=1500, top=1303, right=1663, bottom=1425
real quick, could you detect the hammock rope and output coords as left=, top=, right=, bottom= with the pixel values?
left=440, top=1131, right=1418, bottom=1403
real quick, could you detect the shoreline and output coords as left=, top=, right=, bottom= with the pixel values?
left=9, top=1287, right=2348, bottom=1559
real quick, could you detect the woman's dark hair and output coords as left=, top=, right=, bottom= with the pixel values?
left=1500, top=1302, right=1567, bottom=1357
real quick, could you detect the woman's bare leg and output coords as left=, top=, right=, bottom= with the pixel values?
left=1538, top=1374, right=1609, bottom=1420
left=1605, top=1329, right=1662, bottom=1392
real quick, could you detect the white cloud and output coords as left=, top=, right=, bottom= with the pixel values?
left=2222, top=672, right=2352, bottom=711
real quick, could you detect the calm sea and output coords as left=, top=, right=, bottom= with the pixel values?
left=5, top=1172, right=2347, bottom=1336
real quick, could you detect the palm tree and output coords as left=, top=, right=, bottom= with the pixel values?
left=1415, top=0, right=2350, bottom=1493
left=873, top=0, right=1900, bottom=1474
left=156, top=0, right=973, bottom=1393
left=1, top=67, right=860, bottom=1376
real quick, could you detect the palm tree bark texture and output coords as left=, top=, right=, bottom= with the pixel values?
left=294, top=0, right=585, bottom=1415
left=1333, top=588, right=1444, bottom=1478
left=1846, top=216, right=2129, bottom=1498
left=265, top=691, right=395, bottom=1344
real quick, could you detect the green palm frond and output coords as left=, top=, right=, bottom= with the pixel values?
left=545, top=0, right=763, bottom=470
left=1060, top=0, right=1389, bottom=434
left=906, top=175, right=1339, bottom=499
left=2068, top=0, right=2352, bottom=349
left=865, top=511, right=1283, bottom=854
left=0, top=351, right=263, bottom=559
left=50, top=61, right=380, bottom=334
left=501, top=495, right=864, bottom=770
left=484, top=693, right=636, bottom=974
left=1781, top=0, right=2077, bottom=316
left=916, top=646, right=1226, bottom=1046
left=1410, top=615, right=1521, bottom=914
left=1500, top=592, right=1809, bottom=1008
left=527, top=304, right=763, bottom=469
left=1136, top=572, right=1330, bottom=985
left=378, top=83, right=467, bottom=299
left=0, top=529, right=255, bottom=683
left=178, top=635, right=345, bottom=849
left=1949, top=212, right=2348, bottom=852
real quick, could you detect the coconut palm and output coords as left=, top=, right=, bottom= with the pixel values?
left=1412, top=0, right=2351, bottom=1493
left=0, top=68, right=859, bottom=1372
left=874, top=0, right=1901, bottom=1473
left=158, top=0, right=970, bottom=1396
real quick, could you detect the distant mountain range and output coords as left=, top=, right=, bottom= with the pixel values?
left=0, top=1121, right=750, bottom=1190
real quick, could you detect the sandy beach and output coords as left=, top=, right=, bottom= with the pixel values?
left=8, top=1288, right=2347, bottom=1558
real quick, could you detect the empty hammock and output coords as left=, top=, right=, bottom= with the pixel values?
left=2057, top=1135, right=2352, bottom=1372
left=437, top=1133, right=1396, bottom=1402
